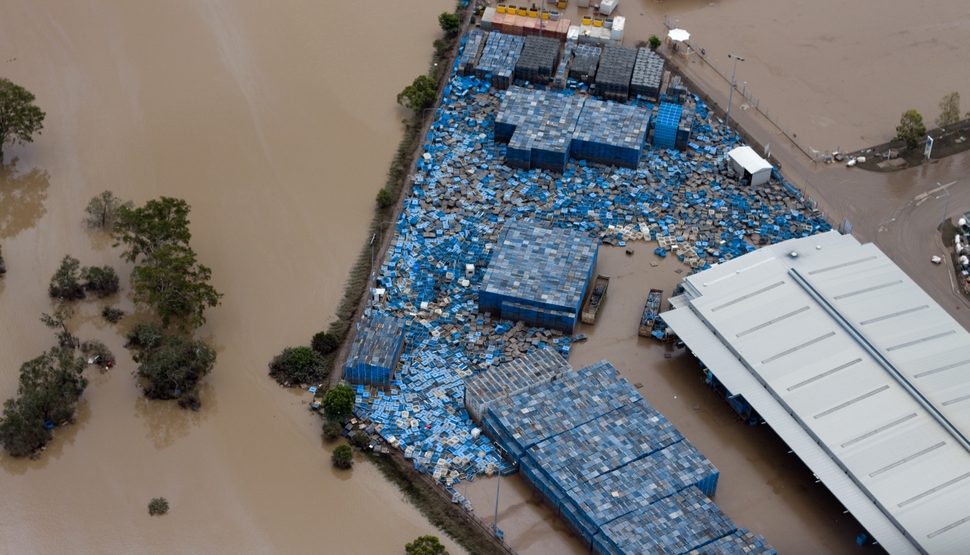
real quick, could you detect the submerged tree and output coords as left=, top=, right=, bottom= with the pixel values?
left=331, top=444, right=354, bottom=469
left=937, top=92, right=961, bottom=128
left=0, top=348, right=88, bottom=457
left=322, top=384, right=355, bottom=421
left=0, top=243, right=5, bottom=275
left=48, top=254, right=85, bottom=300
left=130, top=244, right=222, bottom=330
left=112, top=196, right=192, bottom=264
left=895, top=109, right=927, bottom=150
left=81, top=265, right=120, bottom=297
left=438, top=12, right=460, bottom=36
left=41, top=305, right=78, bottom=349
left=148, top=497, right=169, bottom=516
left=397, top=75, right=438, bottom=113
left=268, top=346, right=329, bottom=386
left=0, top=78, right=46, bottom=160
left=84, top=190, right=132, bottom=229
left=405, top=535, right=449, bottom=555
left=125, top=323, right=216, bottom=409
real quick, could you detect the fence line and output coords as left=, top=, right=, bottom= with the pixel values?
left=662, top=16, right=820, bottom=163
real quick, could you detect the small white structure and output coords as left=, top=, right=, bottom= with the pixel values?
left=599, top=0, right=618, bottom=16
left=727, top=146, right=773, bottom=186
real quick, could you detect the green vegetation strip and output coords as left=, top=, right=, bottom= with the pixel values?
left=367, top=452, right=509, bottom=555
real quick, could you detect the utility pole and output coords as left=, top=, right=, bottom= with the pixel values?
left=726, top=54, right=745, bottom=132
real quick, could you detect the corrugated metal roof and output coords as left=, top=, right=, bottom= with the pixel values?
left=665, top=231, right=970, bottom=555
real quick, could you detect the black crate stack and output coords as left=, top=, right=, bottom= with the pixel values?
left=675, top=104, right=694, bottom=151
left=569, top=44, right=601, bottom=84
left=593, top=45, right=637, bottom=102
left=552, top=41, right=575, bottom=90
left=630, top=47, right=664, bottom=100
left=514, top=35, right=562, bottom=85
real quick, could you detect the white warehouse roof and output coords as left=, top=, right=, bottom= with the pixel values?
left=663, top=231, right=970, bottom=555
left=727, top=146, right=772, bottom=174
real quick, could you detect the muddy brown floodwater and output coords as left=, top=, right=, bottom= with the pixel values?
left=0, top=1, right=467, bottom=554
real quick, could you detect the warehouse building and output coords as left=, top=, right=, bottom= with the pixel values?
left=479, top=220, right=598, bottom=332
left=663, top=231, right=970, bottom=555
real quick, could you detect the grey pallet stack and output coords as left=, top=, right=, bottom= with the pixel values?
left=346, top=312, right=407, bottom=388
left=458, top=29, right=486, bottom=77
left=570, top=99, right=650, bottom=168
left=514, top=35, right=561, bottom=85
left=476, top=31, right=526, bottom=89
left=495, top=87, right=585, bottom=172
left=666, top=74, right=688, bottom=104
left=483, top=361, right=636, bottom=461
left=478, top=219, right=597, bottom=331
left=463, top=347, right=572, bottom=423
left=630, top=47, right=665, bottom=100
left=564, top=439, right=720, bottom=538
left=592, top=486, right=737, bottom=555
left=693, top=530, right=778, bottom=555
left=594, top=45, right=637, bottom=102
left=527, top=400, right=684, bottom=487
left=552, top=41, right=575, bottom=90
left=569, top=44, right=601, bottom=83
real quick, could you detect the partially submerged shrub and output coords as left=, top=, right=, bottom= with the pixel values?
left=322, top=420, right=342, bottom=441
left=268, top=346, right=329, bottom=386
left=48, top=255, right=85, bottom=300
left=311, top=331, right=339, bottom=356
left=102, top=306, right=125, bottom=324
left=322, top=384, right=355, bottom=421
left=81, top=265, right=120, bottom=297
left=79, top=339, right=115, bottom=371
left=148, top=497, right=169, bottom=516
left=332, top=444, right=353, bottom=469
left=125, top=323, right=216, bottom=408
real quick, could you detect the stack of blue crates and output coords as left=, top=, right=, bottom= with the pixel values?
left=479, top=220, right=597, bottom=332
left=496, top=87, right=585, bottom=172
left=476, top=32, right=525, bottom=89
left=463, top=347, right=571, bottom=423
left=653, top=102, right=684, bottom=149
left=346, top=312, right=407, bottom=388
left=479, top=358, right=762, bottom=554
left=458, top=29, right=486, bottom=77
left=571, top=98, right=650, bottom=168
left=592, top=486, right=738, bottom=555
left=696, top=530, right=778, bottom=555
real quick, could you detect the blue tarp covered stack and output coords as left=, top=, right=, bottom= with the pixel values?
left=480, top=359, right=774, bottom=554
left=653, top=102, right=684, bottom=149
left=346, top=312, right=406, bottom=387
left=479, top=220, right=598, bottom=333
left=571, top=98, right=651, bottom=168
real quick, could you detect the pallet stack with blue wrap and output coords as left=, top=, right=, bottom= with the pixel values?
left=458, top=29, right=486, bottom=77
left=463, top=347, right=571, bottom=422
left=571, top=98, right=650, bottom=168
left=653, top=102, right=684, bottom=149
left=479, top=220, right=597, bottom=332
left=346, top=312, right=406, bottom=388
left=476, top=31, right=525, bottom=89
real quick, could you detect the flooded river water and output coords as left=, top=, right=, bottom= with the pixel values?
left=0, top=0, right=463, bottom=553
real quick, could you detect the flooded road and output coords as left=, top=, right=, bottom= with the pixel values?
left=618, top=0, right=970, bottom=153
left=0, top=0, right=464, bottom=553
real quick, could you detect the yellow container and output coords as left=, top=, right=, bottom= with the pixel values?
left=517, top=6, right=527, bottom=16
left=582, top=15, right=592, bottom=25
left=556, top=1, right=566, bottom=8
left=528, top=8, right=538, bottom=17
left=593, top=17, right=603, bottom=27
left=496, top=3, right=507, bottom=13
left=541, top=11, right=549, bottom=19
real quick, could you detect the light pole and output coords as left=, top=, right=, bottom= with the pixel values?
left=726, top=54, right=745, bottom=132
left=937, top=182, right=950, bottom=230
left=492, top=444, right=509, bottom=535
